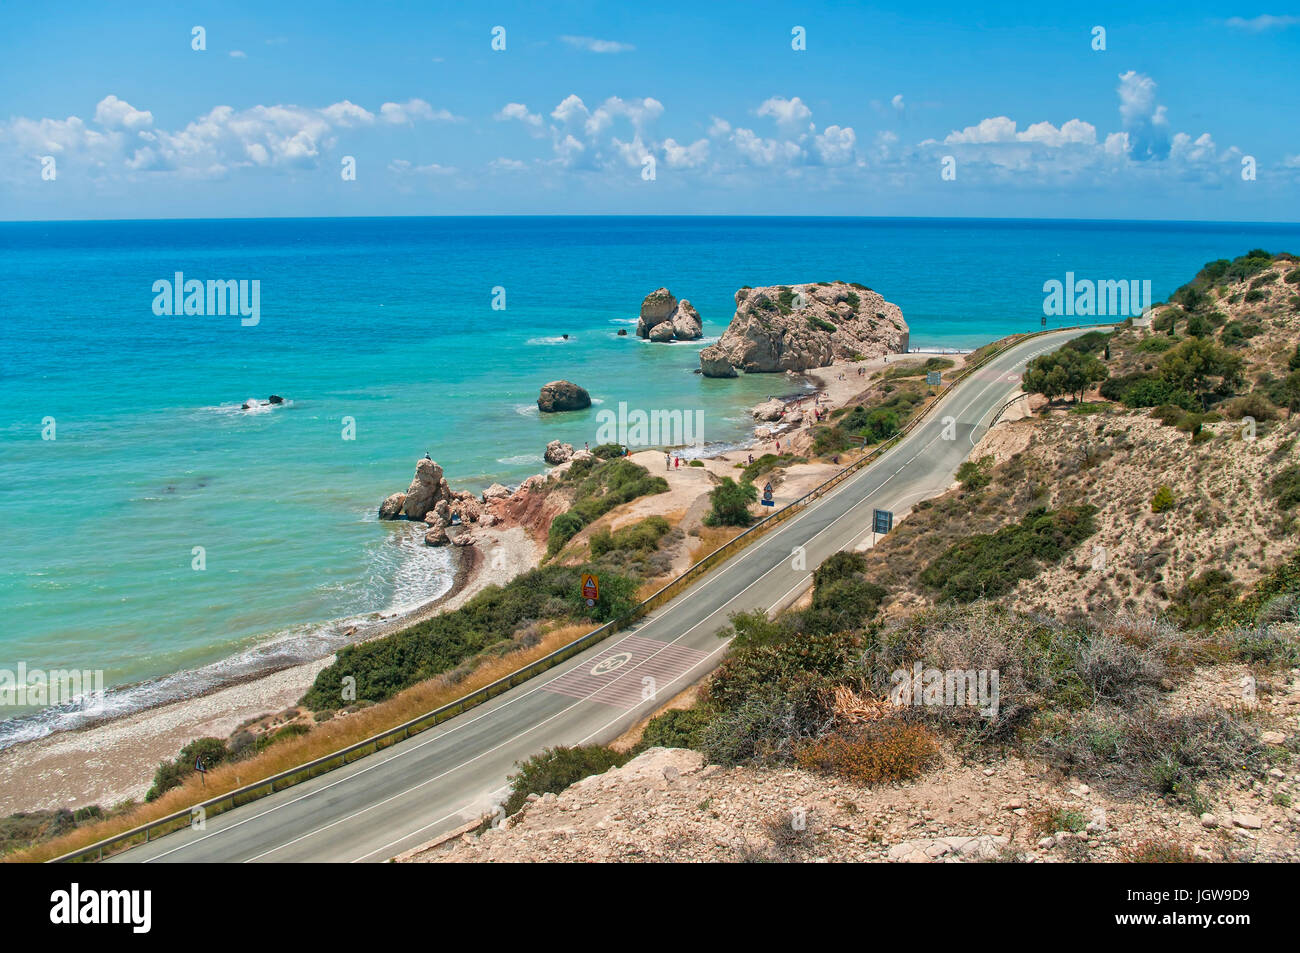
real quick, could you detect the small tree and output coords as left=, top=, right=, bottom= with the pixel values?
left=704, top=477, right=759, bottom=527
left=1151, top=485, right=1175, bottom=513
left=1159, top=338, right=1243, bottom=410
left=1024, top=347, right=1108, bottom=404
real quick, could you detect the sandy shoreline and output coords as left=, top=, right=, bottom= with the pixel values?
left=0, top=525, right=541, bottom=814
left=0, top=350, right=943, bottom=815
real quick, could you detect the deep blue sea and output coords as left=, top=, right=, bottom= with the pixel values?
left=2, top=216, right=1298, bottom=743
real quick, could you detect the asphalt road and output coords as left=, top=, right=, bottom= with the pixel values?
left=112, top=328, right=1089, bottom=864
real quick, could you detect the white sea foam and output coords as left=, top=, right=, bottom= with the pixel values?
left=526, top=335, right=574, bottom=345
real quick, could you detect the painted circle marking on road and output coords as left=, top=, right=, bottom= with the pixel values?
left=590, top=652, right=632, bottom=677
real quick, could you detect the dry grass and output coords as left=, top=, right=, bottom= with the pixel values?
left=6, top=621, right=596, bottom=863
left=794, top=720, right=940, bottom=786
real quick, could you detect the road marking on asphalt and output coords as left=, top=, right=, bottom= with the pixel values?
left=544, top=636, right=710, bottom=709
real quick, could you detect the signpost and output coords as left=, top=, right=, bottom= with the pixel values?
left=581, top=573, right=599, bottom=607
left=926, top=371, right=942, bottom=387
left=871, top=508, right=893, bottom=546
left=761, top=482, right=775, bottom=507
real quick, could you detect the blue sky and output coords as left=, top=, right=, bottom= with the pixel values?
left=1, top=1, right=1297, bottom=220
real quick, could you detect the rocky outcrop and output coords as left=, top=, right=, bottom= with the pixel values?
left=482, top=483, right=511, bottom=502
left=537, top=380, right=591, bottom=413
left=699, top=281, right=908, bottom=377
left=636, top=288, right=703, bottom=342
left=378, top=492, right=406, bottom=520
left=544, top=440, right=574, bottom=465
left=401, top=458, right=452, bottom=521
left=751, top=398, right=786, bottom=422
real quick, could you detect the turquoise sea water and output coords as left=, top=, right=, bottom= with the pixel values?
left=2, top=216, right=1298, bottom=743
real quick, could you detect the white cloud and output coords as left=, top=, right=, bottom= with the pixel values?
left=585, top=96, right=663, bottom=137
left=389, top=159, right=456, bottom=175
left=551, top=95, right=589, bottom=126
left=757, top=96, right=813, bottom=132
left=229, top=50, right=247, bottom=59
left=379, top=99, right=458, bottom=124
left=320, top=100, right=375, bottom=127
left=495, top=103, right=543, bottom=127
left=1117, top=71, right=1170, bottom=160
left=891, top=94, right=905, bottom=113
left=814, top=125, right=856, bottom=165
left=559, top=35, right=635, bottom=53
left=732, top=127, right=804, bottom=166
left=94, top=95, right=153, bottom=131
left=1225, top=14, right=1300, bottom=31
left=490, top=157, right=528, bottom=172
left=663, top=137, right=710, bottom=169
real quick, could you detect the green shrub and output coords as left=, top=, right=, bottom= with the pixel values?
left=547, top=458, right=669, bottom=555
left=806, top=315, right=837, bottom=333
left=1150, top=485, right=1175, bottom=513
left=955, top=455, right=993, bottom=490
left=589, top=515, right=671, bottom=557
left=503, top=745, right=632, bottom=816
left=639, top=707, right=714, bottom=751
left=147, top=737, right=229, bottom=801
left=1270, top=464, right=1300, bottom=511
left=704, top=477, right=759, bottom=527
left=918, top=506, right=1098, bottom=603
left=303, top=562, right=640, bottom=708
left=1169, top=570, right=1238, bottom=629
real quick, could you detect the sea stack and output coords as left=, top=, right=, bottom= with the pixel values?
left=537, top=380, right=591, bottom=413
left=636, top=288, right=703, bottom=342
left=699, top=281, right=909, bottom=378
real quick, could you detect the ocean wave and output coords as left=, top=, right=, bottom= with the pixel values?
left=610, top=317, right=638, bottom=325
left=514, top=403, right=539, bottom=417
left=497, top=453, right=543, bottom=465
left=526, top=335, right=574, bottom=346
left=205, top=398, right=294, bottom=416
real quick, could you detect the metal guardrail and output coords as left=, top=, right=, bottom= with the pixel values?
left=50, top=323, right=1106, bottom=864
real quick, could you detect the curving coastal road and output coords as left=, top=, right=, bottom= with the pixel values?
left=111, top=328, right=1091, bottom=864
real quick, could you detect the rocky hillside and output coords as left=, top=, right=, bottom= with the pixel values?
left=700, top=281, right=908, bottom=377
left=418, top=651, right=1300, bottom=863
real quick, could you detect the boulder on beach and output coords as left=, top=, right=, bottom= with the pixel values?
left=699, top=281, right=909, bottom=378
left=424, top=525, right=450, bottom=546
left=636, top=288, right=703, bottom=342
left=482, top=483, right=511, bottom=502
left=545, top=440, right=575, bottom=465
left=537, top=380, right=591, bottom=413
left=378, top=492, right=406, bottom=520
left=751, top=398, right=786, bottom=422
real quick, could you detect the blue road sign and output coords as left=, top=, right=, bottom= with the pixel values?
left=872, top=509, right=893, bottom=535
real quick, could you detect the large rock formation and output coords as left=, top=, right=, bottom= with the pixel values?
left=699, top=281, right=908, bottom=377
left=544, top=440, right=574, bottom=465
left=400, top=458, right=452, bottom=520
left=537, top=380, right=591, bottom=413
left=636, top=288, right=703, bottom=342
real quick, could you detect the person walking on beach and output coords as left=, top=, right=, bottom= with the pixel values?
left=665, top=452, right=671, bottom=470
